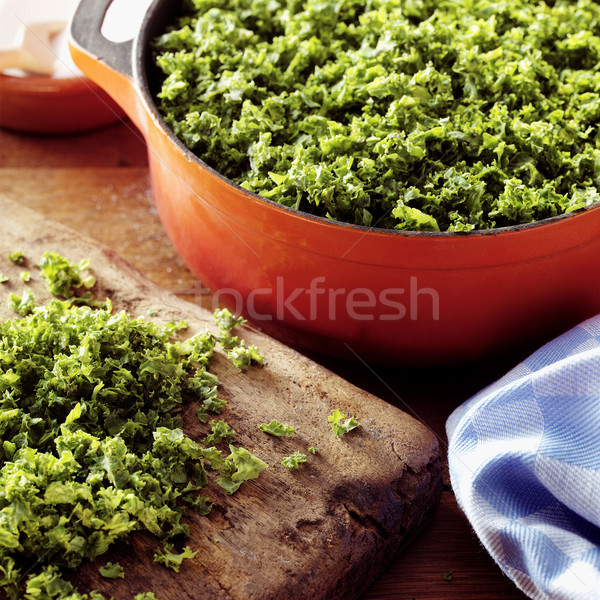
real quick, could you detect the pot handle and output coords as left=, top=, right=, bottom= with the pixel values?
left=69, top=0, right=133, bottom=78
left=69, top=0, right=148, bottom=131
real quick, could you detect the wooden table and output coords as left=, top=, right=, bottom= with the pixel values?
left=0, top=119, right=529, bottom=600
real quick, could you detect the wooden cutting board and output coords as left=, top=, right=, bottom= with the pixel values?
left=0, top=198, right=443, bottom=600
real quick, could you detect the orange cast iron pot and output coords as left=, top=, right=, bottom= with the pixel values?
left=69, top=0, right=600, bottom=366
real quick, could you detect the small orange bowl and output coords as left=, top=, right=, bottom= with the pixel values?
left=0, top=72, right=124, bottom=134
left=69, top=0, right=600, bottom=365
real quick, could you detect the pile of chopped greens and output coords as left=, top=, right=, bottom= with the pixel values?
left=0, top=292, right=262, bottom=599
left=38, top=251, right=96, bottom=302
left=0, top=250, right=362, bottom=599
left=153, top=0, right=600, bottom=231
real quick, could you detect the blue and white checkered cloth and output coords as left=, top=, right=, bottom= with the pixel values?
left=447, top=316, right=600, bottom=600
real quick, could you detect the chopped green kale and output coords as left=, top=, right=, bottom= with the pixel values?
left=38, top=251, right=97, bottom=305
left=258, top=419, right=295, bottom=436
left=202, top=419, right=236, bottom=446
left=328, top=409, right=360, bottom=436
left=7, top=289, right=35, bottom=315
left=99, top=562, right=124, bottom=579
left=225, top=341, right=264, bottom=370
left=153, top=544, right=197, bottom=573
left=195, top=396, right=228, bottom=423
left=216, top=445, right=269, bottom=494
left=7, top=251, right=24, bottom=265
left=22, top=564, right=106, bottom=599
left=154, top=0, right=600, bottom=231
left=200, top=446, right=226, bottom=471
left=213, top=308, right=263, bottom=370
left=281, top=451, right=307, bottom=469
left=0, top=299, right=264, bottom=599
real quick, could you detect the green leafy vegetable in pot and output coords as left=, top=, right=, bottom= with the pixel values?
left=153, top=0, right=600, bottom=232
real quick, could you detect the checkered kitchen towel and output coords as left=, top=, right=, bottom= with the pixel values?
left=447, top=316, right=600, bottom=600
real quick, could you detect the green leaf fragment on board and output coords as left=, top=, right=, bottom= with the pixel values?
left=7, top=251, right=24, bottom=265
left=258, top=419, right=294, bottom=436
left=216, top=445, right=268, bottom=494
left=8, top=289, right=35, bottom=315
left=328, top=409, right=360, bottom=436
left=281, top=451, right=307, bottom=469
left=153, top=544, right=197, bottom=573
left=99, top=562, right=125, bottom=579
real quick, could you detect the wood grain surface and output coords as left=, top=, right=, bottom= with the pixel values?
left=0, top=197, right=443, bottom=599
left=0, top=120, right=530, bottom=599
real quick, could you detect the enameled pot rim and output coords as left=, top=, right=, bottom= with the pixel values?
left=132, top=0, right=600, bottom=240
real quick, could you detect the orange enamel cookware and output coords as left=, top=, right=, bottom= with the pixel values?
left=69, top=0, right=600, bottom=366
left=0, top=72, right=123, bottom=134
